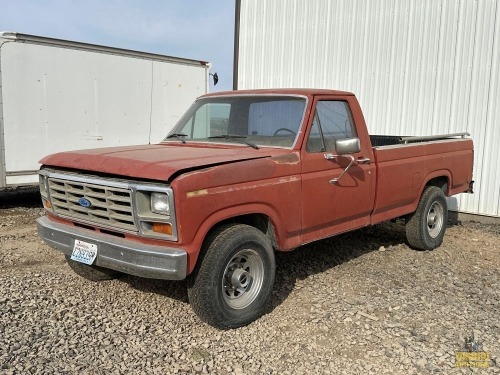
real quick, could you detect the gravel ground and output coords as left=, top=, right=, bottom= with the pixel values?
left=1, top=188, right=499, bottom=374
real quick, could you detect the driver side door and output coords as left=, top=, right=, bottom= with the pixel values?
left=300, top=97, right=375, bottom=243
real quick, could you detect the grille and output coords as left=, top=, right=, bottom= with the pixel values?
left=48, top=177, right=137, bottom=232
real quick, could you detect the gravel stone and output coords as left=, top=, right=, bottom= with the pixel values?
left=1, top=190, right=500, bottom=374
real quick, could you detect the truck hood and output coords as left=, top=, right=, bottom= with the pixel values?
left=40, top=143, right=276, bottom=181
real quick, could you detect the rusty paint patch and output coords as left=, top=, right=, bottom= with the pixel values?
left=187, top=189, right=208, bottom=198
left=269, top=153, right=300, bottom=164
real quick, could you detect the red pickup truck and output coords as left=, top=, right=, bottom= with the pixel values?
left=37, top=89, right=474, bottom=328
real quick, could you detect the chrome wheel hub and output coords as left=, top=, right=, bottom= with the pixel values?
left=427, top=201, right=444, bottom=238
left=222, top=249, right=264, bottom=309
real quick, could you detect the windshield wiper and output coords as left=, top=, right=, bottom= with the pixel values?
left=166, top=133, right=187, bottom=144
left=208, top=135, right=259, bottom=149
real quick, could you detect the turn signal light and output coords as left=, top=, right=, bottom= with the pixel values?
left=43, top=199, right=52, bottom=209
left=152, top=222, right=172, bottom=236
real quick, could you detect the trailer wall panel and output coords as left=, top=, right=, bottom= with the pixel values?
left=0, top=33, right=209, bottom=188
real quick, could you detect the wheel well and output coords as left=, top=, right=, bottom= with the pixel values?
left=206, top=214, right=278, bottom=249
left=402, top=176, right=449, bottom=223
left=425, top=176, right=448, bottom=194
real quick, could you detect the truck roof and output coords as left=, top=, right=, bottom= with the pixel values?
left=202, top=88, right=355, bottom=97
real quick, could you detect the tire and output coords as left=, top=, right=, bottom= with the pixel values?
left=406, top=186, right=448, bottom=250
left=65, top=255, right=121, bottom=281
left=187, top=224, right=276, bottom=329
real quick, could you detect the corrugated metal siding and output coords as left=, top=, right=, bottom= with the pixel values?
left=238, top=0, right=500, bottom=217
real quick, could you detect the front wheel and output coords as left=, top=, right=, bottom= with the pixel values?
left=406, top=186, right=448, bottom=250
left=187, top=224, right=275, bottom=329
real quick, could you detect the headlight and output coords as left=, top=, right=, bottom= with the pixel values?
left=151, top=192, right=170, bottom=215
left=136, top=187, right=177, bottom=240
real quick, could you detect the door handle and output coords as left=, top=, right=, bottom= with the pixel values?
left=324, top=153, right=335, bottom=160
left=357, top=157, right=371, bottom=164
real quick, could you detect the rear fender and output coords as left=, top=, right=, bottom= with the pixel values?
left=410, top=170, right=452, bottom=213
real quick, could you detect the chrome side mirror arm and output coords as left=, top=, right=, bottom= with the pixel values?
left=327, top=155, right=356, bottom=184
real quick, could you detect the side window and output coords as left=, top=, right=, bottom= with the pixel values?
left=306, top=101, right=357, bottom=153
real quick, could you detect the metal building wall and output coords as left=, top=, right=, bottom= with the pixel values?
left=237, top=0, right=500, bottom=218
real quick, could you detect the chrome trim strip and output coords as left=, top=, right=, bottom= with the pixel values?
left=374, top=137, right=472, bottom=150
left=40, top=169, right=139, bottom=190
left=400, top=132, right=470, bottom=144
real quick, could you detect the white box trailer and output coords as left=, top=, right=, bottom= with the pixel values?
left=0, top=32, right=210, bottom=189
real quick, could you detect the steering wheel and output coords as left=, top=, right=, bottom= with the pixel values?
left=273, top=128, right=297, bottom=136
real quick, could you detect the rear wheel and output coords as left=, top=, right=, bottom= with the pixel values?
left=406, top=186, right=448, bottom=250
left=65, top=255, right=120, bottom=281
left=188, top=224, right=275, bottom=329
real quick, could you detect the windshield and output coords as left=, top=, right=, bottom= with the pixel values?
left=164, top=96, right=307, bottom=148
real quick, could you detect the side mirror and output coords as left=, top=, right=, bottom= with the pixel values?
left=210, top=72, right=219, bottom=86
left=335, top=137, right=361, bottom=155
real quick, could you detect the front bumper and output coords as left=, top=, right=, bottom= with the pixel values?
left=37, top=216, right=187, bottom=280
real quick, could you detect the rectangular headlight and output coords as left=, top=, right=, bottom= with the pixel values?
left=151, top=192, right=170, bottom=215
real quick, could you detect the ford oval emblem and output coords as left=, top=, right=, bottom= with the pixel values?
left=78, top=197, right=92, bottom=208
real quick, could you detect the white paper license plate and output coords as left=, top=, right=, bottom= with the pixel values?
left=71, top=239, right=98, bottom=265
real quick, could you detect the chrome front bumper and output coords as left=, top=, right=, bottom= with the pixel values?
left=37, top=216, right=187, bottom=280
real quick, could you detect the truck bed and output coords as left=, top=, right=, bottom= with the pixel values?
left=369, top=136, right=474, bottom=225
